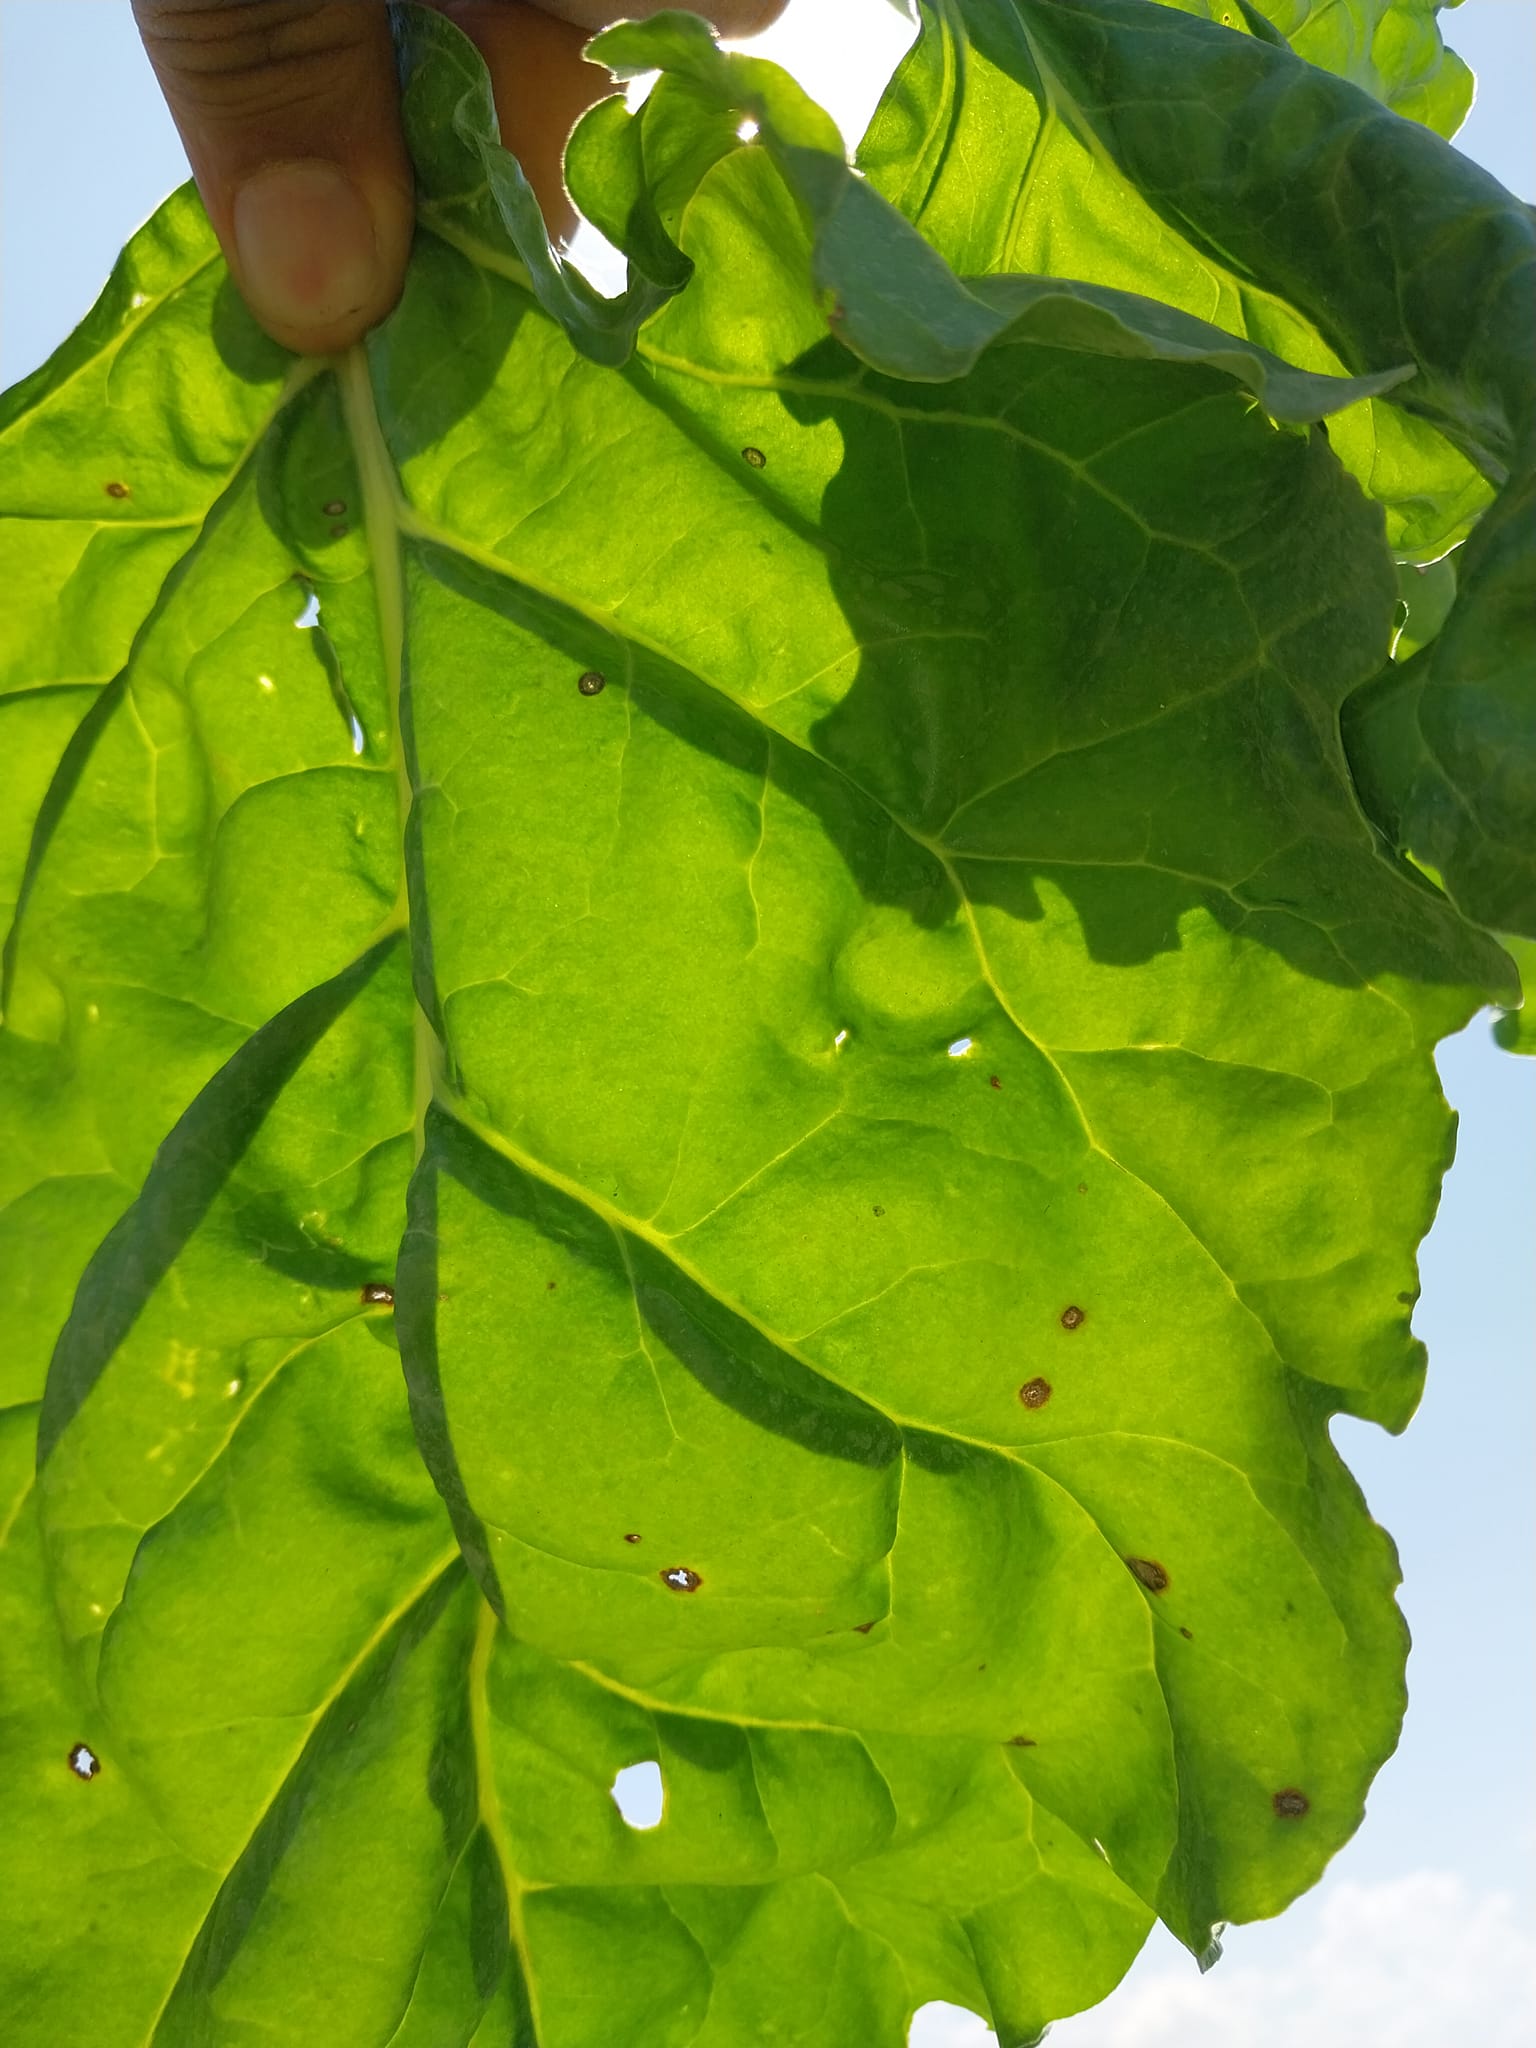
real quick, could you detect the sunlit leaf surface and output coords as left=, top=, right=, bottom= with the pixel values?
left=0, top=4, right=1528, bottom=2043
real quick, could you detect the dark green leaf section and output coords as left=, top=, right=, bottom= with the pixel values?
left=0, top=5, right=1529, bottom=2045
left=587, top=9, right=1406, bottom=413
left=1007, top=0, right=1533, bottom=475
left=1344, top=457, right=1536, bottom=937
left=858, top=0, right=1513, bottom=562
left=857, top=0, right=1536, bottom=944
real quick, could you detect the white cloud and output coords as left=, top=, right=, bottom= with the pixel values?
left=908, top=1873, right=1536, bottom=2048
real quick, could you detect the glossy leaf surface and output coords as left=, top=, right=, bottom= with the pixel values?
left=0, top=4, right=1530, bottom=2044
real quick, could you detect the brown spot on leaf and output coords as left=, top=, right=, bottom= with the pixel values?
left=1018, top=1377, right=1052, bottom=1409
left=661, top=1567, right=701, bottom=1593
left=1179, top=1626, right=1194, bottom=1640
left=67, top=1742, right=100, bottom=1780
left=329, top=522, right=349, bottom=538
left=1273, top=1788, right=1310, bottom=1818
left=872, top=1205, right=885, bottom=1217
left=1397, top=1291, right=1415, bottom=1306
left=578, top=670, right=606, bottom=696
left=1060, top=1305, right=1086, bottom=1330
left=623, top=1532, right=642, bottom=1544
left=1126, top=1556, right=1169, bottom=1593
left=323, top=498, right=347, bottom=516
left=546, top=1281, right=557, bottom=1291
left=741, top=446, right=767, bottom=469
left=1007, top=1735, right=1036, bottom=1748
left=1077, top=1182, right=1088, bottom=1194
left=853, top=1620, right=876, bottom=1634
left=989, top=1074, right=1002, bottom=1089
left=104, top=481, right=130, bottom=499
left=360, top=1283, right=394, bottom=1307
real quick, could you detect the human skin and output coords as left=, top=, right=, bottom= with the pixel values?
left=132, top=0, right=787, bottom=354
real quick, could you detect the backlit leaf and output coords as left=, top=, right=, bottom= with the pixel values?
left=1, top=4, right=1529, bottom=2043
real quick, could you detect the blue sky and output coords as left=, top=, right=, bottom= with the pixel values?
left=1, top=3, right=1531, bottom=2042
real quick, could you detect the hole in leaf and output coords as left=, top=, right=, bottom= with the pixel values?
left=67, top=1742, right=100, bottom=1780
left=737, top=117, right=759, bottom=142
left=611, top=1759, right=664, bottom=1829
left=947, top=1037, right=973, bottom=1057
left=834, top=1028, right=848, bottom=1047
left=661, top=1566, right=701, bottom=1593
left=908, top=2002, right=994, bottom=2045
left=295, top=591, right=322, bottom=630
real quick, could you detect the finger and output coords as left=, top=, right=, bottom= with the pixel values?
left=132, top=0, right=414, bottom=355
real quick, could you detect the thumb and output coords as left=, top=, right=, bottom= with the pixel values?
left=133, top=0, right=414, bottom=355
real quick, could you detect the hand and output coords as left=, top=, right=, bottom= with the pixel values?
left=133, top=0, right=786, bottom=356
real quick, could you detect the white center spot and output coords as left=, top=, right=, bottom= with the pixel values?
left=257, top=674, right=275, bottom=693
left=737, top=117, right=759, bottom=142
left=947, top=1037, right=974, bottom=1058
left=611, top=1759, right=664, bottom=1830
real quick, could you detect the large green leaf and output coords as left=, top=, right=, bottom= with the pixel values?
left=1, top=4, right=1528, bottom=2044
